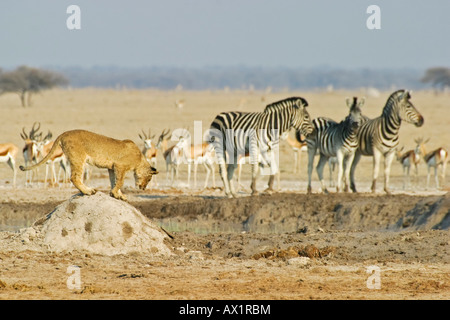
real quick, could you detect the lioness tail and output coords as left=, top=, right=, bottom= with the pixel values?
left=19, top=134, right=64, bottom=172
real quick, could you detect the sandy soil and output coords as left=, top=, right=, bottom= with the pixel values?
left=0, top=89, right=449, bottom=300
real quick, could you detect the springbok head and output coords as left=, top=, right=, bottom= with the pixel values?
left=20, top=122, right=41, bottom=143
left=414, top=137, right=430, bottom=156
left=35, top=130, right=53, bottom=154
left=171, top=127, right=191, bottom=161
left=155, top=128, right=171, bottom=149
left=20, top=122, right=42, bottom=162
left=139, top=129, right=156, bottom=150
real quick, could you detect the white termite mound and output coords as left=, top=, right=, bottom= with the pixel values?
left=14, top=192, right=173, bottom=256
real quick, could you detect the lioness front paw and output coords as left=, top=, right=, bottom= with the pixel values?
left=110, top=191, right=127, bottom=201
left=83, top=188, right=97, bottom=196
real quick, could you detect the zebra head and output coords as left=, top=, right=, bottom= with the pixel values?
left=393, top=90, right=424, bottom=127
left=291, top=98, right=314, bottom=137
left=345, top=96, right=365, bottom=130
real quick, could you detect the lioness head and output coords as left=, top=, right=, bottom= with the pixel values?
left=135, top=166, right=159, bottom=190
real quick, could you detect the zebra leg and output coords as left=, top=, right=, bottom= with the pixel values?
left=265, top=150, right=278, bottom=193
left=211, top=162, right=216, bottom=189
left=383, top=150, right=396, bottom=194
left=371, top=149, right=382, bottom=193
left=218, top=162, right=231, bottom=195
left=316, top=154, right=329, bottom=194
left=227, top=162, right=238, bottom=197
left=329, top=159, right=335, bottom=188
left=266, top=174, right=275, bottom=193
left=307, top=146, right=316, bottom=194
left=350, top=152, right=362, bottom=193
left=217, top=152, right=234, bottom=197
left=343, top=153, right=355, bottom=192
left=335, top=152, right=345, bottom=193
left=237, top=161, right=243, bottom=191
left=250, top=163, right=260, bottom=195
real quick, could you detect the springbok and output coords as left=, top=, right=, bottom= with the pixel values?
left=164, top=133, right=188, bottom=186
left=415, top=138, right=448, bottom=189
left=139, top=129, right=157, bottom=167
left=281, top=131, right=307, bottom=174
left=20, top=122, right=42, bottom=186
left=155, top=128, right=171, bottom=157
left=185, top=142, right=216, bottom=189
left=139, top=129, right=158, bottom=186
left=153, top=128, right=182, bottom=185
left=396, top=146, right=420, bottom=190
left=175, top=99, right=185, bottom=109
left=158, top=128, right=186, bottom=186
left=0, top=142, right=19, bottom=187
left=36, top=131, right=68, bottom=186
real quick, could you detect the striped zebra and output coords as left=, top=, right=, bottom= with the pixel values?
left=307, top=97, right=365, bottom=193
left=349, top=90, right=424, bottom=194
left=209, top=97, right=313, bottom=198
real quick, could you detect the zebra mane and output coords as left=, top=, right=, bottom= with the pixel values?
left=382, top=89, right=409, bottom=116
left=264, top=97, right=307, bottom=113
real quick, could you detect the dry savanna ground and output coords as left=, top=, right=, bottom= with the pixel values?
left=0, top=88, right=448, bottom=301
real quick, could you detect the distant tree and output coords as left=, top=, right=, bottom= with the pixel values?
left=421, top=67, right=450, bottom=91
left=0, top=66, right=68, bottom=107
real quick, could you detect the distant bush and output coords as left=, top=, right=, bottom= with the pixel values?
left=421, top=67, right=450, bottom=91
left=0, top=66, right=68, bottom=107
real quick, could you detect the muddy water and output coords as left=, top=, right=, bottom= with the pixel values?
left=1, top=192, right=448, bottom=233
left=133, top=193, right=449, bottom=233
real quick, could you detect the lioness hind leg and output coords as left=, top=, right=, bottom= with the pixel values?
left=71, top=165, right=96, bottom=196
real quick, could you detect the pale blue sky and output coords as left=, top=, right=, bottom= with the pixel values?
left=0, top=0, right=448, bottom=69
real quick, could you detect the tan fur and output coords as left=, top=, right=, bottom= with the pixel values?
left=0, top=143, right=19, bottom=187
left=20, top=130, right=158, bottom=201
left=0, top=143, right=19, bottom=158
left=396, top=147, right=420, bottom=189
left=38, top=140, right=67, bottom=186
left=282, top=133, right=307, bottom=174
left=415, top=138, right=448, bottom=189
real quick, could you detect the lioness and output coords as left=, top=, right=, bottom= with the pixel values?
left=19, top=130, right=158, bottom=201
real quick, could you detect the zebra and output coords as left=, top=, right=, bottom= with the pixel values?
left=349, top=89, right=424, bottom=194
left=307, top=97, right=365, bottom=194
left=209, top=97, right=313, bottom=198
